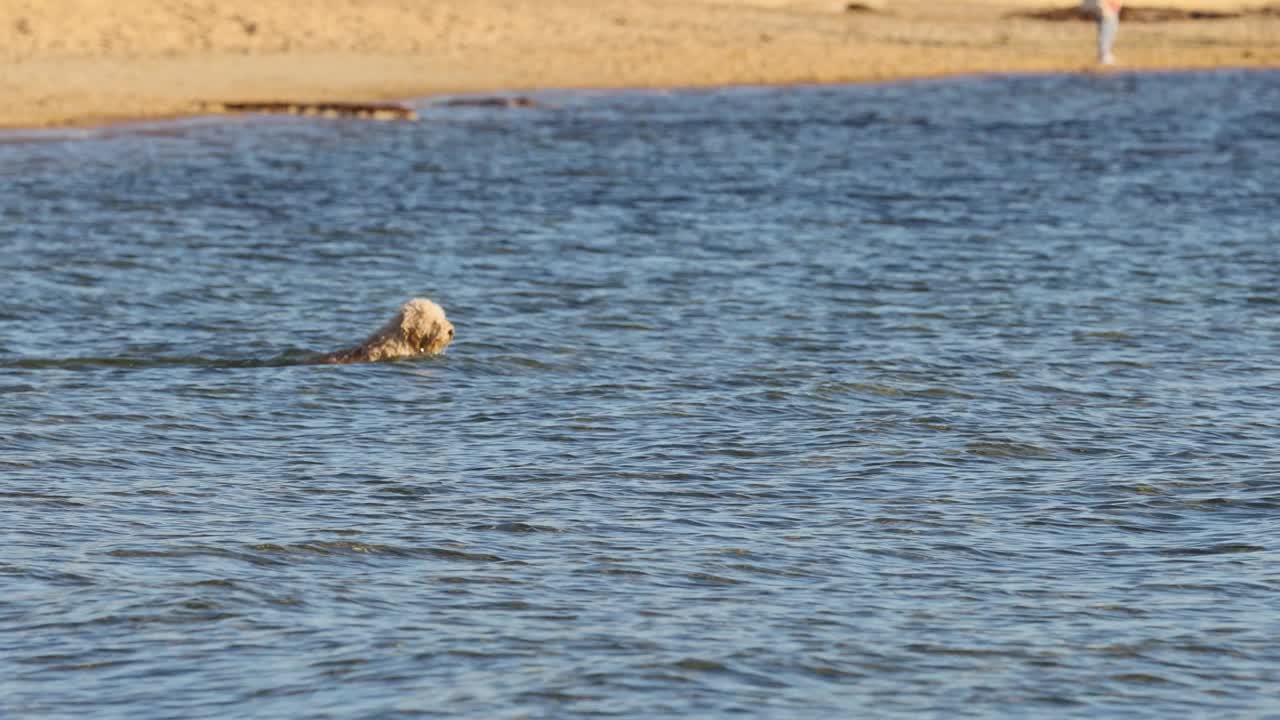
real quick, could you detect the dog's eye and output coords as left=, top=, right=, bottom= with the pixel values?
left=447, top=328, right=454, bottom=338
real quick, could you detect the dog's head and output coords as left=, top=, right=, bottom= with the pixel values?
left=397, top=298, right=454, bottom=356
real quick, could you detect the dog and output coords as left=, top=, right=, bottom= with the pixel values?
left=317, top=298, right=454, bottom=363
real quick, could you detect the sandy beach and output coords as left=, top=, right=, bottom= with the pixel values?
left=2, top=0, right=1278, bottom=129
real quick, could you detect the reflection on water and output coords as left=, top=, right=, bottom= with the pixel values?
left=2, top=71, right=1279, bottom=718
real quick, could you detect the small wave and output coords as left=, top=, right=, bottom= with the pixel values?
left=1157, top=544, right=1264, bottom=556
left=249, top=541, right=414, bottom=557
left=964, top=440, right=1053, bottom=459
left=247, top=542, right=505, bottom=563
left=467, top=522, right=565, bottom=533
left=1110, top=673, right=1179, bottom=686
left=108, top=545, right=285, bottom=567
left=0, top=355, right=290, bottom=370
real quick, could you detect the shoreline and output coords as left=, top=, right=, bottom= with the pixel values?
left=3, top=0, right=1278, bottom=131
left=6, top=64, right=1278, bottom=138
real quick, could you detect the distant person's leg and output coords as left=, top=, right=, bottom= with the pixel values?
left=1097, top=5, right=1119, bottom=64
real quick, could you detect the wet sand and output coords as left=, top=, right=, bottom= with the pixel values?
left=2, top=0, right=1277, bottom=129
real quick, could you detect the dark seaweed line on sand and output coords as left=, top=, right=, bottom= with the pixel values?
left=215, top=101, right=418, bottom=121
left=1013, top=4, right=1280, bottom=21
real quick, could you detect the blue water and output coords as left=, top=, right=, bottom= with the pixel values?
left=2, top=71, right=1279, bottom=718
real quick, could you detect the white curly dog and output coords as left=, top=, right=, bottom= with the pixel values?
left=319, top=298, right=454, bottom=363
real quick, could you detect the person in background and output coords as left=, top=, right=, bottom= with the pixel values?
left=1083, top=0, right=1123, bottom=65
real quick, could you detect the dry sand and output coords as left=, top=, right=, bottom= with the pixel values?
left=1, top=0, right=1278, bottom=129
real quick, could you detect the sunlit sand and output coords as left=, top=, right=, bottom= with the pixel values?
left=1, top=0, right=1276, bottom=128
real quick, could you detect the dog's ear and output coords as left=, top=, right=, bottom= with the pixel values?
left=418, top=321, right=441, bottom=352
left=397, top=302, right=424, bottom=340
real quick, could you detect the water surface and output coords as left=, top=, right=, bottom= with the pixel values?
left=2, top=71, right=1279, bottom=718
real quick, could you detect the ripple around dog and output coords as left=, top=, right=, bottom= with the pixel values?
left=0, top=298, right=454, bottom=369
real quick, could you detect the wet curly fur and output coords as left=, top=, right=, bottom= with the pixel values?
left=318, top=298, right=454, bottom=363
